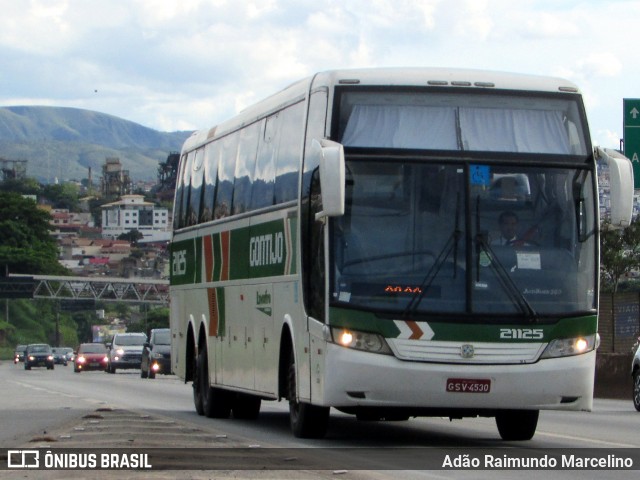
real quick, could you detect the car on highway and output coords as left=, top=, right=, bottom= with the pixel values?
left=24, top=344, right=55, bottom=370
left=14, top=344, right=26, bottom=364
left=106, top=332, right=147, bottom=374
left=52, top=347, right=73, bottom=366
left=632, top=335, right=640, bottom=411
left=140, top=328, right=171, bottom=379
left=74, top=343, right=109, bottom=372
left=63, top=348, right=76, bottom=363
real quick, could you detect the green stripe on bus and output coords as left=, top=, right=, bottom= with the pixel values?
left=328, top=307, right=597, bottom=342
left=170, top=218, right=297, bottom=286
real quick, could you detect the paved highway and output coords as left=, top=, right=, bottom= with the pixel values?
left=1, top=360, right=638, bottom=479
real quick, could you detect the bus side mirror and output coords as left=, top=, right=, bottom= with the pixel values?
left=595, top=147, right=634, bottom=228
left=312, top=139, right=345, bottom=220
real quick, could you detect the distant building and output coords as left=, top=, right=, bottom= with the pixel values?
left=101, top=157, right=132, bottom=197
left=100, top=194, right=170, bottom=243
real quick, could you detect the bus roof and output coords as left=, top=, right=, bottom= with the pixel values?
left=182, top=67, right=581, bottom=153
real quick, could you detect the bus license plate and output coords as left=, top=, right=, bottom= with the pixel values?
left=446, top=378, right=491, bottom=393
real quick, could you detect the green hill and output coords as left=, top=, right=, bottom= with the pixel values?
left=0, top=106, right=192, bottom=182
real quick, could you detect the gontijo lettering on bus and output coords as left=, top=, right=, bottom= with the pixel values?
left=249, top=232, right=284, bottom=267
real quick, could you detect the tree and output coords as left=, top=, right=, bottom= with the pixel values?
left=600, top=220, right=640, bottom=292
left=0, top=191, right=68, bottom=275
left=0, top=177, right=41, bottom=195
left=118, top=229, right=143, bottom=245
left=42, top=183, right=80, bottom=210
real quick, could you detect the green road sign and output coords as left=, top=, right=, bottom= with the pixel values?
left=623, top=98, right=640, bottom=188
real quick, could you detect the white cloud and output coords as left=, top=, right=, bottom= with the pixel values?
left=522, top=11, right=582, bottom=39
left=577, top=53, right=623, bottom=79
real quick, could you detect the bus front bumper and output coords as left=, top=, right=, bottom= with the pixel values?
left=320, top=343, right=595, bottom=413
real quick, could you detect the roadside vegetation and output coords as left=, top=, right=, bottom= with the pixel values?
left=0, top=177, right=168, bottom=359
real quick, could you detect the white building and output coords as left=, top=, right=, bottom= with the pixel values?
left=101, top=194, right=171, bottom=243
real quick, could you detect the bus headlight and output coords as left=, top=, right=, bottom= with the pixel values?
left=540, top=334, right=597, bottom=358
left=330, top=327, right=392, bottom=355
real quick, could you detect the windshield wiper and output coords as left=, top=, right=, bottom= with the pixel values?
left=475, top=196, right=538, bottom=322
left=402, top=192, right=462, bottom=318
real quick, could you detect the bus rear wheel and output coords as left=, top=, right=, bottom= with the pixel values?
left=196, top=349, right=231, bottom=419
left=495, top=410, right=539, bottom=441
left=288, top=352, right=329, bottom=438
left=193, top=350, right=204, bottom=415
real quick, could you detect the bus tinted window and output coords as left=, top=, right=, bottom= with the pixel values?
left=187, top=148, right=205, bottom=226
left=215, top=134, right=238, bottom=219
left=173, top=153, right=187, bottom=229
left=232, top=121, right=261, bottom=215
left=275, top=102, right=304, bottom=203
left=200, top=142, right=219, bottom=223
left=179, top=151, right=194, bottom=228
left=250, top=114, right=278, bottom=210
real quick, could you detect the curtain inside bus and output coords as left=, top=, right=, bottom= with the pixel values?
left=342, top=104, right=575, bottom=154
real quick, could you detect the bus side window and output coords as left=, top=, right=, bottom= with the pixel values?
left=232, top=121, right=261, bottom=215
left=307, top=168, right=325, bottom=320
left=187, top=148, right=205, bottom=226
left=173, top=153, right=187, bottom=229
left=250, top=114, right=277, bottom=210
left=179, top=151, right=195, bottom=228
left=275, top=102, right=304, bottom=204
left=215, top=134, right=238, bottom=220
left=200, top=142, right=219, bottom=223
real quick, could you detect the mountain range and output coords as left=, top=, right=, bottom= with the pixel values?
left=0, top=106, right=192, bottom=183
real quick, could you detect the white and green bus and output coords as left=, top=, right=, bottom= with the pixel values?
left=170, top=68, right=633, bottom=440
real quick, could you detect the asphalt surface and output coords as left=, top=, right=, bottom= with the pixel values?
left=2, top=404, right=369, bottom=480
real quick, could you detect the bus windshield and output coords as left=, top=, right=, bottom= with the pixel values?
left=330, top=160, right=596, bottom=319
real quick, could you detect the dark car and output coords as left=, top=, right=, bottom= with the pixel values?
left=74, top=343, right=109, bottom=373
left=14, top=344, right=26, bottom=364
left=140, top=328, right=171, bottom=379
left=52, top=347, right=71, bottom=366
left=24, top=344, right=54, bottom=370
left=107, top=332, right=147, bottom=373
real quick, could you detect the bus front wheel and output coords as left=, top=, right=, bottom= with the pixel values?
left=495, top=410, right=539, bottom=441
left=288, top=352, right=329, bottom=438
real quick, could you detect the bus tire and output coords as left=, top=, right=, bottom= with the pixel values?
left=288, top=352, right=329, bottom=438
left=197, top=349, right=231, bottom=419
left=193, top=351, right=204, bottom=416
left=495, top=410, right=539, bottom=441
left=233, top=393, right=261, bottom=420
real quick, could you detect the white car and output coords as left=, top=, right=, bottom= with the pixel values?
left=106, top=332, right=147, bottom=374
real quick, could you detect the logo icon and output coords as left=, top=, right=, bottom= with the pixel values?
left=8, top=450, right=39, bottom=469
left=460, top=344, right=475, bottom=359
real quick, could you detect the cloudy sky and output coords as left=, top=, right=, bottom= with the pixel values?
left=0, top=0, right=637, bottom=149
